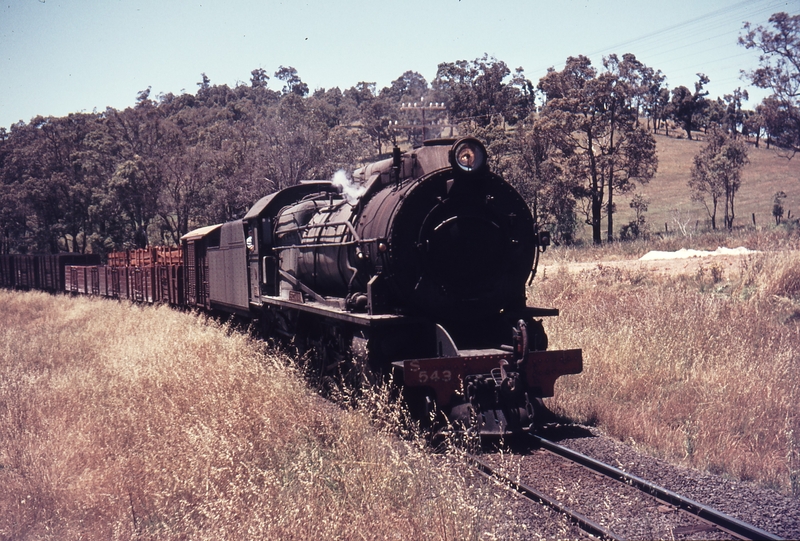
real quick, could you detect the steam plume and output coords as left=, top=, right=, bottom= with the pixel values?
left=332, top=170, right=365, bottom=205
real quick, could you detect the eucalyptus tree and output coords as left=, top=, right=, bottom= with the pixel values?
left=757, top=96, right=793, bottom=150
left=343, top=82, right=398, bottom=156
left=689, top=127, right=749, bottom=230
left=380, top=71, right=436, bottom=146
left=259, top=93, right=341, bottom=190
left=5, top=113, right=120, bottom=253
left=381, top=71, right=429, bottom=103
left=0, top=126, right=30, bottom=253
left=722, top=88, right=749, bottom=137
left=537, top=55, right=658, bottom=243
left=310, top=87, right=348, bottom=128
left=740, top=12, right=800, bottom=157
left=106, top=90, right=181, bottom=248
left=669, top=74, right=709, bottom=140
left=506, top=118, right=580, bottom=244
left=275, top=65, right=309, bottom=97
left=433, top=54, right=531, bottom=128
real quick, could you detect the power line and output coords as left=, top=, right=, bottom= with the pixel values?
left=525, top=0, right=797, bottom=100
left=583, top=0, right=757, bottom=58
left=530, top=0, right=792, bottom=72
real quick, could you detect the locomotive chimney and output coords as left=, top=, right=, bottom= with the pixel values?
left=392, top=146, right=402, bottom=186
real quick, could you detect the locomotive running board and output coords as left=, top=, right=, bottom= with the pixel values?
left=260, top=294, right=405, bottom=327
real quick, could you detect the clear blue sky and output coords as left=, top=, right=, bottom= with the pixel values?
left=1, top=0, right=797, bottom=130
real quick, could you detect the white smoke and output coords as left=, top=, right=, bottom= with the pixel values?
left=331, top=170, right=366, bottom=205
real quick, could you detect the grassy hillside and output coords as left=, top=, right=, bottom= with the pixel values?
left=591, top=133, right=800, bottom=241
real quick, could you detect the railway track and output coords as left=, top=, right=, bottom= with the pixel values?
left=469, top=452, right=620, bottom=540
left=468, top=434, right=784, bottom=541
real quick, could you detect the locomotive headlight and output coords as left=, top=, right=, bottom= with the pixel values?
left=450, top=138, right=487, bottom=174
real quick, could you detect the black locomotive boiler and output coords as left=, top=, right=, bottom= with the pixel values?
left=1, top=137, right=582, bottom=436
left=187, top=137, right=581, bottom=435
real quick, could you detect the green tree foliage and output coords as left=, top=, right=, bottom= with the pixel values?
left=536, top=55, right=658, bottom=244
left=250, top=68, right=269, bottom=89
left=740, top=12, right=800, bottom=157
left=107, top=92, right=183, bottom=248
left=275, top=66, right=309, bottom=97
left=649, top=87, right=672, bottom=135
left=310, top=87, right=348, bottom=128
left=433, top=54, right=534, bottom=128
left=619, top=194, right=649, bottom=240
left=668, top=74, right=709, bottom=140
left=505, top=119, right=580, bottom=244
left=689, top=128, right=749, bottom=230
left=610, top=53, right=667, bottom=134
left=0, top=69, right=374, bottom=254
left=0, top=126, right=27, bottom=253
left=344, top=82, right=398, bottom=155
left=381, top=71, right=429, bottom=103
left=722, top=88, right=749, bottom=137
left=1, top=113, right=123, bottom=253
left=260, top=94, right=333, bottom=188
left=758, top=96, right=795, bottom=150
left=741, top=108, right=765, bottom=147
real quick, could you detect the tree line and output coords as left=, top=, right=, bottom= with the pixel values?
left=1, top=13, right=797, bottom=254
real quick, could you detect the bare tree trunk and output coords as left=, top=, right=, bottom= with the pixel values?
left=607, top=106, right=616, bottom=242
left=607, top=181, right=614, bottom=242
left=711, top=197, right=718, bottom=230
left=587, top=130, right=603, bottom=244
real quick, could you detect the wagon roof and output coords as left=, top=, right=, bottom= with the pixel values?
left=181, top=223, right=222, bottom=241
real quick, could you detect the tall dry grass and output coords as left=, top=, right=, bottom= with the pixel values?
left=0, top=290, right=506, bottom=540
left=534, top=248, right=800, bottom=495
left=546, top=226, right=800, bottom=265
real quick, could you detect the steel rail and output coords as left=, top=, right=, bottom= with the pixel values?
left=531, top=435, right=784, bottom=541
left=467, top=453, right=623, bottom=541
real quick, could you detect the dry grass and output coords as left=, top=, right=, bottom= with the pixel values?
left=0, top=290, right=507, bottom=540
left=546, top=226, right=800, bottom=265
left=534, top=247, right=800, bottom=495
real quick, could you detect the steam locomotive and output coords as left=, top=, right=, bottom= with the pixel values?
left=0, top=137, right=582, bottom=436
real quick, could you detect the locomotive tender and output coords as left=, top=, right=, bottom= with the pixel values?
left=1, top=137, right=581, bottom=436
